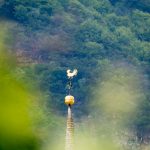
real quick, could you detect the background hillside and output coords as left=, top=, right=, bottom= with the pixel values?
left=0, top=0, right=150, bottom=142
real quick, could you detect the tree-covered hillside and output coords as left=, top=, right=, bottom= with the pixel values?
left=0, top=0, right=150, bottom=142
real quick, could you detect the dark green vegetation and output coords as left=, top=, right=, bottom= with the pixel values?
left=0, top=0, right=150, bottom=145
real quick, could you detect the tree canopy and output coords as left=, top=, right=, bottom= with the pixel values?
left=0, top=0, right=150, bottom=144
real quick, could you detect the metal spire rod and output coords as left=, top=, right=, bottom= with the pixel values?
left=65, top=105, right=74, bottom=150
left=66, top=69, right=77, bottom=95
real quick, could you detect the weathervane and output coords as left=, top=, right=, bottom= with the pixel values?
left=64, top=69, right=78, bottom=150
left=66, top=69, right=78, bottom=95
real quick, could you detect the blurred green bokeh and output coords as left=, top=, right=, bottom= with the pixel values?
left=0, top=24, right=65, bottom=150
left=0, top=23, right=41, bottom=150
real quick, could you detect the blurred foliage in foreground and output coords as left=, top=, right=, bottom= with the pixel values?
left=73, top=65, right=149, bottom=150
left=0, top=25, right=38, bottom=150
left=0, top=25, right=65, bottom=150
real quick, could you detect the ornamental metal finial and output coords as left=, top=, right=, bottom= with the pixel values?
left=65, top=69, right=77, bottom=150
left=66, top=69, right=78, bottom=95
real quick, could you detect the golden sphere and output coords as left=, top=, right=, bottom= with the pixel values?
left=65, top=95, right=75, bottom=106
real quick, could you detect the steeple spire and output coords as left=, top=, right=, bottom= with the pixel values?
left=65, top=69, right=78, bottom=150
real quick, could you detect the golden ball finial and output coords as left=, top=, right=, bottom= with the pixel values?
left=65, top=95, right=75, bottom=106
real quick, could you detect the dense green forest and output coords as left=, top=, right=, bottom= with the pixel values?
left=0, top=0, right=150, bottom=149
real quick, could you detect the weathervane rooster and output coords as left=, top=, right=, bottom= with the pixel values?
left=67, top=69, right=78, bottom=79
